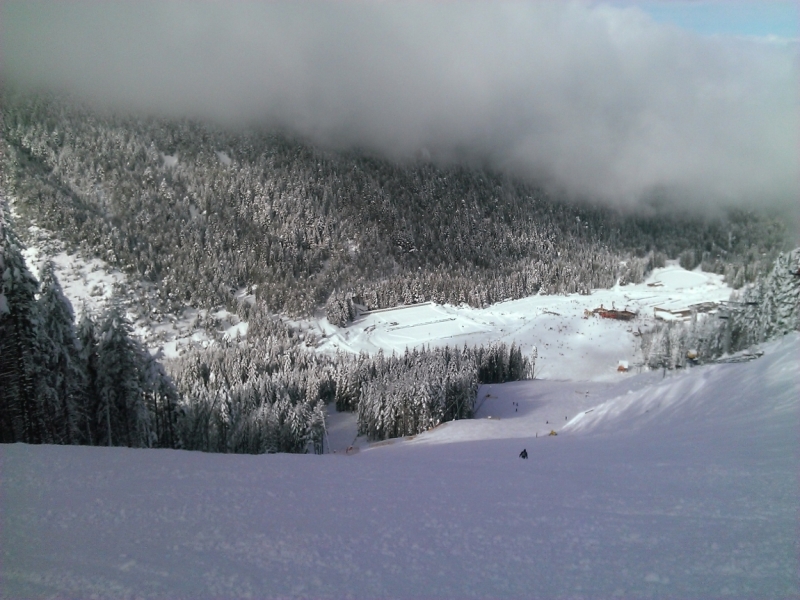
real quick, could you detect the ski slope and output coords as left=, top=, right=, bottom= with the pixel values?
left=314, top=262, right=734, bottom=381
left=10, top=219, right=796, bottom=597
left=3, top=333, right=798, bottom=599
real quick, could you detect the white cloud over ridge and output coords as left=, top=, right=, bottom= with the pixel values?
left=2, top=1, right=797, bottom=211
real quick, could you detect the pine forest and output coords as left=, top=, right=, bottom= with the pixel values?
left=1, top=92, right=797, bottom=455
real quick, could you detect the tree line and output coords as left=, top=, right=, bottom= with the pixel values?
left=169, top=334, right=532, bottom=451
left=1, top=200, right=179, bottom=447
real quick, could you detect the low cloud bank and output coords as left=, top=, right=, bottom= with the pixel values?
left=2, top=1, right=797, bottom=210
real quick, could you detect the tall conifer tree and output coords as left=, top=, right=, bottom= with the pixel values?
left=76, top=307, right=101, bottom=445
left=0, top=200, right=42, bottom=443
left=96, top=303, right=152, bottom=447
left=36, top=260, right=85, bottom=444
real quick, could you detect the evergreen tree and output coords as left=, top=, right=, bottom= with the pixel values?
left=761, top=250, right=800, bottom=337
left=141, top=352, right=180, bottom=449
left=0, top=200, right=43, bottom=443
left=309, top=400, right=326, bottom=454
left=76, top=308, right=101, bottom=445
left=35, top=260, right=85, bottom=444
left=508, top=343, right=524, bottom=381
left=95, top=304, right=152, bottom=448
left=325, top=292, right=358, bottom=327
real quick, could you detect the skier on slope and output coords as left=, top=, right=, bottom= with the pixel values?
left=519, top=449, right=528, bottom=459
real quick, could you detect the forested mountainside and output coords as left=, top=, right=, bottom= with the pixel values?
left=2, top=92, right=797, bottom=456
left=1, top=197, right=531, bottom=449
left=1, top=93, right=791, bottom=320
left=2, top=194, right=531, bottom=451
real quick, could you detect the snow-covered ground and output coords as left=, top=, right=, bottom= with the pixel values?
left=11, top=215, right=795, bottom=596
left=21, top=225, right=129, bottom=319
left=17, top=198, right=733, bottom=375
left=18, top=222, right=248, bottom=359
left=315, top=263, right=733, bottom=381
left=3, top=333, right=798, bottom=599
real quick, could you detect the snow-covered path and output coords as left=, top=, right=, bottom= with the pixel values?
left=3, top=335, right=798, bottom=599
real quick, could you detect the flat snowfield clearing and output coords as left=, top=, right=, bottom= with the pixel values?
left=3, top=334, right=798, bottom=599
left=316, top=263, right=734, bottom=381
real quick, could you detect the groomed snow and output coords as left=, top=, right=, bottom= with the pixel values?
left=3, top=334, right=798, bottom=599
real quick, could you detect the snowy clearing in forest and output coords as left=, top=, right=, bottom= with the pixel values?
left=18, top=222, right=248, bottom=359
left=3, top=333, right=798, bottom=599
left=315, top=262, right=734, bottom=381
left=20, top=226, right=127, bottom=318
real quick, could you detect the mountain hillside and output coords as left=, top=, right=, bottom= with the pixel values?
left=2, top=94, right=791, bottom=321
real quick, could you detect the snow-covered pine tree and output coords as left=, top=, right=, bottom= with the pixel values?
left=271, top=392, right=294, bottom=453
left=76, top=307, right=101, bottom=445
left=309, top=399, right=326, bottom=454
left=141, top=352, right=180, bottom=449
left=177, top=384, right=218, bottom=452
left=726, top=282, right=763, bottom=350
left=35, top=260, right=86, bottom=444
left=325, top=292, right=350, bottom=327
left=725, top=248, right=799, bottom=354
left=761, top=249, right=800, bottom=337
left=95, top=303, right=153, bottom=448
left=0, top=200, right=44, bottom=443
left=644, top=324, right=671, bottom=370
left=526, top=346, right=537, bottom=379
left=334, top=357, right=362, bottom=412
left=507, top=343, right=524, bottom=381
left=289, top=401, right=310, bottom=453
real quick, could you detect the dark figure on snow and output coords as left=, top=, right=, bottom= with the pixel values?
left=519, top=449, right=528, bottom=459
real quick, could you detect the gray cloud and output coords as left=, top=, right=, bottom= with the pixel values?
left=2, top=1, right=797, bottom=210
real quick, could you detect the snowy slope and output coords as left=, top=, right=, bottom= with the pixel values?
left=3, top=334, right=797, bottom=599
left=18, top=222, right=246, bottom=358
left=314, top=263, right=733, bottom=381
left=20, top=225, right=128, bottom=319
